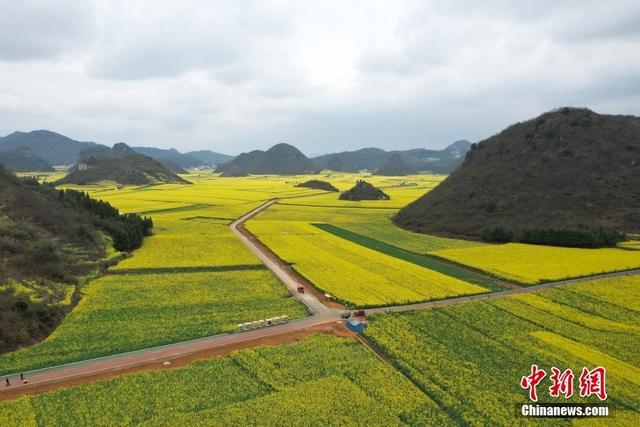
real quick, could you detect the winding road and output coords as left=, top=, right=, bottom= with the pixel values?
left=2, top=198, right=639, bottom=398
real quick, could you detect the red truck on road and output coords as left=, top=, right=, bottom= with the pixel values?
left=297, top=286, right=305, bottom=293
left=353, top=310, right=366, bottom=317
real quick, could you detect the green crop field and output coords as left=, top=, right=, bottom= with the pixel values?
left=0, top=335, right=444, bottom=426
left=364, top=275, right=640, bottom=425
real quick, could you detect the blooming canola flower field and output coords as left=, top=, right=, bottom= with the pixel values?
left=432, top=243, right=640, bottom=284
left=1, top=174, right=324, bottom=374
left=364, top=275, right=640, bottom=425
left=246, top=174, right=496, bottom=306
left=0, top=269, right=308, bottom=375
left=1, top=171, right=640, bottom=424
left=0, top=335, right=444, bottom=426
left=247, top=219, right=488, bottom=306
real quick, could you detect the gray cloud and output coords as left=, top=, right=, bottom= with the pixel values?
left=0, top=0, right=639, bottom=155
left=86, top=0, right=291, bottom=80
left=0, top=0, right=94, bottom=61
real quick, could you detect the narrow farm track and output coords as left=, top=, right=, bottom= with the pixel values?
left=2, top=197, right=640, bottom=400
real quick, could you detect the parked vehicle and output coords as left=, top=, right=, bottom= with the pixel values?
left=340, top=311, right=351, bottom=319
left=297, top=286, right=305, bottom=293
left=353, top=310, right=366, bottom=317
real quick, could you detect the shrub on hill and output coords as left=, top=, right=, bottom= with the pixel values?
left=339, top=180, right=390, bottom=201
left=295, top=180, right=339, bottom=192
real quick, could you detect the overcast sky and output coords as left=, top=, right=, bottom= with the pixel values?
left=1, top=0, right=639, bottom=155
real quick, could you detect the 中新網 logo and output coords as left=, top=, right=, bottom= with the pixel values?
left=520, top=365, right=607, bottom=402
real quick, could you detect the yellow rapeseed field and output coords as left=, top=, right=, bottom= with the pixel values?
left=246, top=220, right=488, bottom=306
left=0, top=335, right=440, bottom=425
left=432, top=242, right=640, bottom=284
left=365, top=275, right=640, bottom=425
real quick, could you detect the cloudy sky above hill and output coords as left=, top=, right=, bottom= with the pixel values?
left=0, top=0, right=639, bottom=154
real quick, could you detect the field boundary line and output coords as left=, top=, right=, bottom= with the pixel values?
left=311, top=223, right=514, bottom=291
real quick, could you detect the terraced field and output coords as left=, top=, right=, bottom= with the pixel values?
left=432, top=243, right=640, bottom=284
left=364, top=275, right=640, bottom=425
left=0, top=335, right=443, bottom=426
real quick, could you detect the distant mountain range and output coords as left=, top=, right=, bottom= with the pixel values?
left=132, top=147, right=233, bottom=171
left=217, top=143, right=319, bottom=175
left=0, top=130, right=234, bottom=168
left=374, top=153, right=417, bottom=176
left=218, top=141, right=471, bottom=176
left=0, top=130, right=96, bottom=165
left=60, top=143, right=190, bottom=185
left=0, top=129, right=472, bottom=176
left=0, top=146, right=54, bottom=172
left=312, top=140, right=471, bottom=174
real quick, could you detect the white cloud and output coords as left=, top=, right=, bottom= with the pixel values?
left=0, top=0, right=639, bottom=154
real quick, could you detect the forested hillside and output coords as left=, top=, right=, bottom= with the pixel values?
left=0, top=166, right=152, bottom=353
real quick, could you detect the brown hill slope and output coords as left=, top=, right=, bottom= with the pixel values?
left=395, top=108, right=640, bottom=239
left=0, top=166, right=153, bottom=353
left=217, top=143, right=318, bottom=175
left=60, top=143, right=190, bottom=185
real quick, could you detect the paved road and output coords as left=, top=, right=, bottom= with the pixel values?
left=0, top=316, right=337, bottom=393
left=229, top=199, right=340, bottom=317
left=2, top=198, right=639, bottom=395
left=366, top=267, right=640, bottom=314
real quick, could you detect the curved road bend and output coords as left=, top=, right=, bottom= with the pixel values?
left=2, top=198, right=639, bottom=395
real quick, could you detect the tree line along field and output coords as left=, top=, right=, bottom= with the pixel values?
left=364, top=275, right=640, bottom=425
left=0, top=335, right=445, bottom=426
